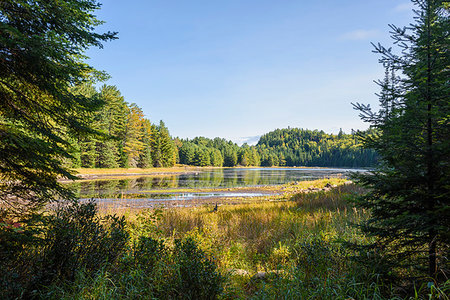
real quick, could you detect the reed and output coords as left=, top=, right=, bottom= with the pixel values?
left=113, top=182, right=383, bottom=298
left=27, top=181, right=447, bottom=299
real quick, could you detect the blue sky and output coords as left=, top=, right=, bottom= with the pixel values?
left=86, top=0, right=415, bottom=144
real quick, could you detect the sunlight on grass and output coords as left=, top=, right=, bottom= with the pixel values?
left=118, top=182, right=381, bottom=298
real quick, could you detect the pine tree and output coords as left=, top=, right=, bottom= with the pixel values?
left=158, top=121, right=176, bottom=167
left=95, top=140, right=119, bottom=168
left=70, top=83, right=100, bottom=168
left=151, top=124, right=163, bottom=167
left=193, top=148, right=211, bottom=166
left=179, top=143, right=195, bottom=165
left=137, top=119, right=153, bottom=168
left=223, top=147, right=238, bottom=167
left=98, top=85, right=128, bottom=167
left=352, top=0, right=449, bottom=280
left=123, top=103, right=145, bottom=167
left=0, top=0, right=116, bottom=215
left=239, top=149, right=251, bottom=167
left=210, top=149, right=224, bottom=167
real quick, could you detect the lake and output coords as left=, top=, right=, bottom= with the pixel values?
left=65, top=168, right=364, bottom=208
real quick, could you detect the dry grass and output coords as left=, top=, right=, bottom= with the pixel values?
left=74, top=166, right=200, bottom=175
left=88, top=178, right=373, bottom=297
left=123, top=183, right=369, bottom=274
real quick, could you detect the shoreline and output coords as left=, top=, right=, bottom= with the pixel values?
left=66, top=166, right=366, bottom=182
left=60, top=167, right=202, bottom=182
left=79, top=178, right=349, bottom=211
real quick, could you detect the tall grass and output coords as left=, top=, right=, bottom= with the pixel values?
left=3, top=180, right=447, bottom=299
left=123, top=183, right=375, bottom=298
left=130, top=183, right=447, bottom=299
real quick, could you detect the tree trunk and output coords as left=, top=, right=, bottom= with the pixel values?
left=425, top=1, right=436, bottom=278
left=429, top=232, right=437, bottom=278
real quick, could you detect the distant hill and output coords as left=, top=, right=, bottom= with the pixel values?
left=256, top=128, right=377, bottom=167
left=177, top=128, right=377, bottom=168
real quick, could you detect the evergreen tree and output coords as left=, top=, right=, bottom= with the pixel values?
left=158, top=121, right=176, bottom=167
left=251, top=147, right=261, bottom=166
left=179, top=143, right=195, bottom=165
left=151, top=123, right=163, bottom=167
left=223, top=147, right=238, bottom=167
left=89, top=85, right=128, bottom=168
left=96, top=140, right=119, bottom=168
left=352, top=0, right=449, bottom=279
left=0, top=0, right=115, bottom=215
left=123, top=103, right=145, bottom=167
left=210, top=149, right=224, bottom=167
left=72, top=83, right=100, bottom=168
left=239, top=148, right=251, bottom=167
left=137, top=119, right=153, bottom=168
left=98, top=85, right=128, bottom=167
left=193, top=148, right=211, bottom=166
left=256, top=127, right=377, bottom=167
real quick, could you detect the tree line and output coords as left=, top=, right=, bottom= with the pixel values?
left=177, top=128, right=377, bottom=168
left=256, top=128, right=377, bottom=167
left=65, top=84, right=177, bottom=169
left=1, top=0, right=447, bottom=296
left=61, top=88, right=377, bottom=169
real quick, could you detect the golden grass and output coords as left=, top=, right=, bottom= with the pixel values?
left=46, top=180, right=379, bottom=299
left=121, top=182, right=370, bottom=277
left=91, top=178, right=349, bottom=214
left=74, top=166, right=200, bottom=175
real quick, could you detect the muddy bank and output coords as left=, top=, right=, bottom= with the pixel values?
left=88, top=181, right=350, bottom=212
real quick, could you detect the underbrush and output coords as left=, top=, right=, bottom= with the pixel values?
left=0, top=201, right=223, bottom=299
left=1, top=180, right=448, bottom=299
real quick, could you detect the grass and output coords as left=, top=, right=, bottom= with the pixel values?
left=7, top=178, right=447, bottom=299
left=146, top=183, right=369, bottom=263
left=119, top=181, right=448, bottom=299
left=119, top=182, right=384, bottom=299
left=74, top=166, right=200, bottom=175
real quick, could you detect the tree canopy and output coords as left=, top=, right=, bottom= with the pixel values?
left=177, top=129, right=377, bottom=168
left=0, top=0, right=116, bottom=215
left=352, top=0, right=449, bottom=280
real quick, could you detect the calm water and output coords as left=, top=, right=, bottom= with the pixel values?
left=66, top=168, right=363, bottom=203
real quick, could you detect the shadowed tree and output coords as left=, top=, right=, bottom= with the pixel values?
left=0, top=0, right=116, bottom=216
left=352, top=0, right=449, bottom=280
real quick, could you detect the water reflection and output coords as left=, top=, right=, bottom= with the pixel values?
left=65, top=167, right=362, bottom=200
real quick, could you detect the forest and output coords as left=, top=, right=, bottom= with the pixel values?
left=0, top=0, right=448, bottom=299
left=66, top=84, right=176, bottom=169
left=66, top=84, right=377, bottom=169
left=178, top=129, right=377, bottom=167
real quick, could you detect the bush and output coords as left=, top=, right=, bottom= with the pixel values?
left=41, top=200, right=129, bottom=283
left=0, top=200, right=129, bottom=299
left=40, top=233, right=224, bottom=299
left=171, top=237, right=224, bottom=299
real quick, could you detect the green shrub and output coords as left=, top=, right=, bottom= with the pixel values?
left=0, top=200, right=129, bottom=299
left=41, top=200, right=129, bottom=283
left=171, top=237, right=224, bottom=299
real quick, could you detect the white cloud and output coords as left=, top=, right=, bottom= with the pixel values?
left=233, top=135, right=261, bottom=146
left=393, top=3, right=414, bottom=13
left=340, top=29, right=380, bottom=41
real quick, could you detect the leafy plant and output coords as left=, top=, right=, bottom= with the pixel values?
left=171, top=237, right=224, bottom=299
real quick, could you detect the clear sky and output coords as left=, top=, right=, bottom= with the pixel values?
left=86, top=0, right=415, bottom=144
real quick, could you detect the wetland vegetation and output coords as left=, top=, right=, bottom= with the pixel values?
left=1, top=0, right=448, bottom=299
